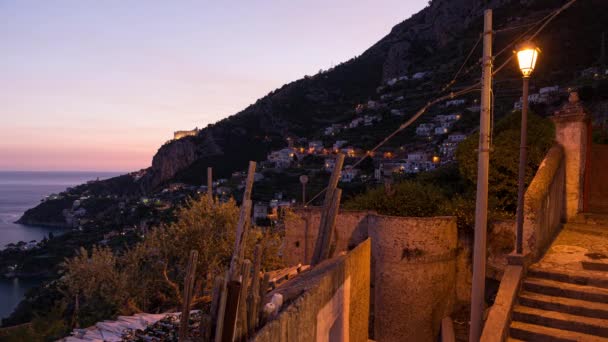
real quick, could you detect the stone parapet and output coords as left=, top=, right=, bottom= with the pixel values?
left=551, top=92, right=591, bottom=220
left=522, top=144, right=565, bottom=259
left=252, top=239, right=371, bottom=342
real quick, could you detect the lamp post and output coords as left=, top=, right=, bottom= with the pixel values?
left=515, top=42, right=540, bottom=254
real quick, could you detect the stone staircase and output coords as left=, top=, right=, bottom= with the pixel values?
left=508, top=213, right=608, bottom=341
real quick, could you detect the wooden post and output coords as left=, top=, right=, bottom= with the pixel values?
left=214, top=271, right=230, bottom=342
left=179, top=250, right=198, bottom=342
left=257, top=273, right=271, bottom=326
left=312, top=154, right=345, bottom=265
left=207, top=167, right=213, bottom=200
left=317, top=188, right=342, bottom=262
left=204, top=275, right=224, bottom=341
left=221, top=280, right=242, bottom=342
left=237, top=260, right=251, bottom=341
left=217, top=161, right=256, bottom=342
left=229, top=161, right=256, bottom=279
left=247, top=245, right=262, bottom=335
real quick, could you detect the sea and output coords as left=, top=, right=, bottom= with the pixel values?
left=0, top=171, right=120, bottom=320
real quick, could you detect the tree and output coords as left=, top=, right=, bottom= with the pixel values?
left=455, top=111, right=554, bottom=213
left=59, top=196, right=283, bottom=324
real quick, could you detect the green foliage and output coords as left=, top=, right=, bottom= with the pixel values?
left=345, top=112, right=553, bottom=233
left=343, top=180, right=448, bottom=217
left=58, top=196, right=283, bottom=329
left=1, top=304, right=68, bottom=342
left=456, top=111, right=555, bottom=212
left=61, top=245, right=131, bottom=327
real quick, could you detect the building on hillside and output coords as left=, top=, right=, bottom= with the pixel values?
left=341, top=166, right=360, bottom=183
left=391, top=109, right=404, bottom=116
left=267, top=148, right=295, bottom=168
left=445, top=99, right=466, bottom=107
left=435, top=126, right=448, bottom=135
left=467, top=105, right=481, bottom=112
left=448, top=132, right=467, bottom=143
left=324, top=157, right=337, bottom=172
left=308, top=141, right=324, bottom=153
left=323, top=124, right=343, bottom=136
left=412, top=71, right=430, bottom=79
left=539, top=85, right=559, bottom=95
left=333, top=140, right=348, bottom=151
left=416, top=123, right=435, bottom=136
left=173, top=128, right=199, bottom=140
left=340, top=146, right=356, bottom=157
left=253, top=173, right=264, bottom=182
left=364, top=115, right=381, bottom=126
left=355, top=104, right=366, bottom=113
left=253, top=203, right=269, bottom=221
left=407, top=151, right=430, bottom=162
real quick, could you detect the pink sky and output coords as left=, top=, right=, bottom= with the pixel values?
left=0, top=1, right=426, bottom=172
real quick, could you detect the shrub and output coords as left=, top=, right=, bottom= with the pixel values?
left=59, top=196, right=283, bottom=327
left=343, top=180, right=448, bottom=217
left=455, top=111, right=554, bottom=212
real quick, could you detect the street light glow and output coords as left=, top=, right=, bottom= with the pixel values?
left=516, top=42, right=540, bottom=77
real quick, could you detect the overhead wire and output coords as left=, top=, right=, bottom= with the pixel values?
left=304, top=0, right=578, bottom=206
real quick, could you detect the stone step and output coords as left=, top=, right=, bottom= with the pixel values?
left=512, top=305, right=608, bottom=337
left=572, top=213, right=608, bottom=226
left=582, top=261, right=608, bottom=272
left=528, top=266, right=608, bottom=288
left=519, top=291, right=608, bottom=319
left=564, top=223, right=608, bottom=236
left=510, top=321, right=608, bottom=342
left=523, top=277, right=608, bottom=303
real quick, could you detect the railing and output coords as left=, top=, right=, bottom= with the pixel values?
left=480, top=143, right=565, bottom=342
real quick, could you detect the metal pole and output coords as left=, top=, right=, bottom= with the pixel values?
left=469, top=9, right=493, bottom=342
left=302, top=182, right=306, bottom=205
left=516, top=77, right=530, bottom=254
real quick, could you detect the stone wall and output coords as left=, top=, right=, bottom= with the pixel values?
left=283, top=209, right=372, bottom=266
left=252, top=239, right=371, bottom=342
left=368, top=215, right=458, bottom=342
left=522, top=144, right=565, bottom=259
left=283, top=209, right=460, bottom=341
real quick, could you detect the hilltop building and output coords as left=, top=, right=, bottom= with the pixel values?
left=173, top=128, right=199, bottom=140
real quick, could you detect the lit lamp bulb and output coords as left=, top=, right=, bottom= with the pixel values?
left=516, top=42, right=540, bottom=78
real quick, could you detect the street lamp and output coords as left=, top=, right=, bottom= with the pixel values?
left=516, top=42, right=540, bottom=77
left=515, top=41, right=540, bottom=254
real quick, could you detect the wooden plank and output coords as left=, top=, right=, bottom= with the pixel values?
left=311, top=154, right=345, bottom=265
left=179, top=250, right=198, bottom=342
left=247, top=245, right=262, bottom=335
left=317, top=188, right=342, bottom=262
left=207, top=167, right=213, bottom=200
